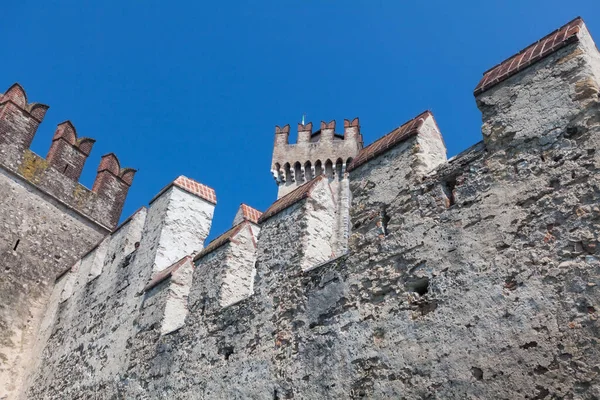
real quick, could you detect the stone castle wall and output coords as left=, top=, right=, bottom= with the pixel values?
left=13, top=16, right=600, bottom=400
left=0, top=85, right=136, bottom=399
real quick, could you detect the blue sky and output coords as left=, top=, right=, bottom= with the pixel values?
left=3, top=1, right=599, bottom=241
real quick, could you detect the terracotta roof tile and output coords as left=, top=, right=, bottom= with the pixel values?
left=258, top=175, right=326, bottom=223
left=239, top=204, right=262, bottom=224
left=150, top=175, right=216, bottom=205
left=193, top=223, right=246, bottom=262
left=144, top=256, right=192, bottom=292
left=347, top=111, right=432, bottom=172
left=474, top=17, right=584, bottom=96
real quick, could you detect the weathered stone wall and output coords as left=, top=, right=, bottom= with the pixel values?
left=0, top=169, right=107, bottom=399
left=21, top=16, right=600, bottom=400
left=218, top=223, right=260, bottom=307
left=0, top=83, right=137, bottom=400
left=26, top=176, right=215, bottom=400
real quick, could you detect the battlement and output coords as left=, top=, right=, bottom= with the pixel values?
left=0, top=83, right=136, bottom=230
left=18, top=16, right=600, bottom=400
left=271, top=118, right=363, bottom=198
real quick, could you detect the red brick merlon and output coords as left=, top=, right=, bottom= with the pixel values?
left=144, top=255, right=192, bottom=292
left=0, top=83, right=49, bottom=122
left=193, top=222, right=247, bottom=262
left=474, top=17, right=584, bottom=96
left=1, top=82, right=137, bottom=231
left=150, top=175, right=217, bottom=205
left=258, top=175, right=326, bottom=223
left=46, top=121, right=96, bottom=181
left=346, top=110, right=434, bottom=173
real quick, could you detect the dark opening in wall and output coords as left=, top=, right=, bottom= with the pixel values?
left=13, top=239, right=20, bottom=251
left=376, top=208, right=390, bottom=237
left=220, top=346, right=234, bottom=361
left=63, top=164, right=69, bottom=174
left=442, top=177, right=457, bottom=207
left=407, top=277, right=429, bottom=296
left=471, top=367, right=484, bottom=381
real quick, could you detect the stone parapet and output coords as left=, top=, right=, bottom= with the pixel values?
left=0, top=83, right=136, bottom=230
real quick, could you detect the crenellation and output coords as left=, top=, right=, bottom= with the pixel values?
left=0, top=83, right=48, bottom=157
left=0, top=83, right=136, bottom=230
left=7, top=15, right=600, bottom=400
left=297, top=122, right=312, bottom=143
left=46, top=121, right=95, bottom=181
left=274, top=123, right=290, bottom=145
left=343, top=117, right=361, bottom=142
left=272, top=117, right=363, bottom=198
left=145, top=176, right=216, bottom=273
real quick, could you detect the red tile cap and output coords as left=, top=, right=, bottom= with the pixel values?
left=474, top=17, right=584, bottom=96
left=258, top=175, right=326, bottom=223
left=240, top=203, right=262, bottom=224
left=193, top=223, right=246, bottom=262
left=144, top=256, right=192, bottom=292
left=347, top=111, right=432, bottom=172
left=151, top=175, right=217, bottom=205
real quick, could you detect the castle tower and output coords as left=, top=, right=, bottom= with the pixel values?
left=270, top=118, right=363, bottom=198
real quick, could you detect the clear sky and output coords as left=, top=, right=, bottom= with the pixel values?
left=3, top=1, right=599, bottom=241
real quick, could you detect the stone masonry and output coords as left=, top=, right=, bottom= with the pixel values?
left=3, top=15, right=600, bottom=400
left=0, top=84, right=135, bottom=399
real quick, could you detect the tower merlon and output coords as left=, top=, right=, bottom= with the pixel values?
left=274, top=124, right=290, bottom=145
left=297, top=122, right=313, bottom=143
left=320, top=120, right=336, bottom=141
left=343, top=117, right=361, bottom=141
left=92, top=153, right=137, bottom=227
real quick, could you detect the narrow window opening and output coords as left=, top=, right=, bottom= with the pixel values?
left=325, top=159, right=334, bottom=178
left=314, top=160, right=323, bottom=176
left=13, top=239, right=20, bottom=251
left=442, top=178, right=457, bottom=207
left=63, top=164, right=69, bottom=174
